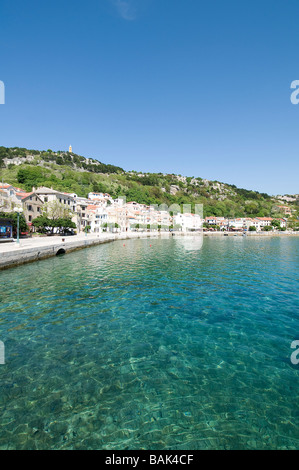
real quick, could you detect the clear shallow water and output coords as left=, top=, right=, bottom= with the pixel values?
left=0, top=236, right=298, bottom=450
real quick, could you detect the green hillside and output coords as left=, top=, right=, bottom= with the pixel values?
left=0, top=146, right=297, bottom=218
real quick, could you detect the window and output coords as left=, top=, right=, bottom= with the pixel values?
left=29, top=215, right=32, bottom=222
left=44, top=197, right=48, bottom=203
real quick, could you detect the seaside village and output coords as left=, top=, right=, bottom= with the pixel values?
left=0, top=182, right=291, bottom=239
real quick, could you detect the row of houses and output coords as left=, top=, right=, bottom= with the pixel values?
left=86, top=200, right=203, bottom=233
left=0, top=183, right=291, bottom=234
left=204, top=216, right=287, bottom=231
left=0, top=185, right=203, bottom=233
left=0, top=184, right=76, bottom=229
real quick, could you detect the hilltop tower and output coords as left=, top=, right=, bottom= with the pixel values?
left=69, top=145, right=72, bottom=153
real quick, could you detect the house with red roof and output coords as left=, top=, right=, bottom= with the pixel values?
left=255, top=217, right=273, bottom=228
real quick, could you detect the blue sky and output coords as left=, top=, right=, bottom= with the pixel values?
left=0, top=0, right=299, bottom=195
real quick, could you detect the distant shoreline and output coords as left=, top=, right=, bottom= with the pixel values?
left=203, top=231, right=299, bottom=237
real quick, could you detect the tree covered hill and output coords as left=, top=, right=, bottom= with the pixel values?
left=0, top=146, right=297, bottom=218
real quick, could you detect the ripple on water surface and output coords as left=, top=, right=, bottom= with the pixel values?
left=0, top=237, right=298, bottom=449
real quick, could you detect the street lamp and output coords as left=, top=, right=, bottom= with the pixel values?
left=14, top=207, right=23, bottom=244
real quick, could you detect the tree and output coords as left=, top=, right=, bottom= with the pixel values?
left=55, top=218, right=76, bottom=234
left=17, top=167, right=45, bottom=190
left=32, top=215, right=52, bottom=233
left=246, top=202, right=259, bottom=215
left=271, top=220, right=281, bottom=229
left=43, top=200, right=73, bottom=221
left=32, top=215, right=76, bottom=234
left=33, top=201, right=75, bottom=234
left=56, top=156, right=64, bottom=165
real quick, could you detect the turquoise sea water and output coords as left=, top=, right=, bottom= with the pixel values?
left=0, top=236, right=298, bottom=450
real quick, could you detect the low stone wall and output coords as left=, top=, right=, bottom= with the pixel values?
left=0, top=239, right=89, bottom=270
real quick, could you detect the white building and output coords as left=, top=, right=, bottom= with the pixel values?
left=255, top=217, right=273, bottom=228
left=75, top=196, right=91, bottom=232
left=35, top=186, right=77, bottom=229
left=35, top=187, right=76, bottom=212
left=0, top=183, right=26, bottom=210
left=88, top=192, right=113, bottom=206
left=174, top=213, right=202, bottom=232
left=277, top=218, right=287, bottom=228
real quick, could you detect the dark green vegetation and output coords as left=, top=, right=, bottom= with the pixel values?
left=32, top=215, right=76, bottom=234
left=0, top=146, right=298, bottom=218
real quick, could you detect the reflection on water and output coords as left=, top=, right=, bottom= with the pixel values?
left=174, top=235, right=203, bottom=251
left=0, top=237, right=298, bottom=450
